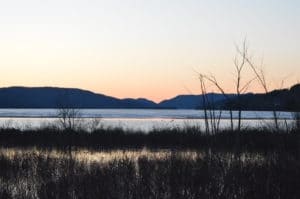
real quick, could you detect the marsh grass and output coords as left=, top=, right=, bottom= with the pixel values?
left=0, top=125, right=299, bottom=198
left=0, top=126, right=299, bottom=153
left=0, top=148, right=299, bottom=199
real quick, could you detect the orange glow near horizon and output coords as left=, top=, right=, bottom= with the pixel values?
left=1, top=73, right=297, bottom=103
left=0, top=1, right=299, bottom=103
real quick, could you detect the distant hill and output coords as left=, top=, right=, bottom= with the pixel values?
left=158, top=84, right=300, bottom=111
left=0, top=87, right=158, bottom=108
left=158, top=93, right=236, bottom=109
left=0, top=84, right=299, bottom=110
left=226, top=84, right=300, bottom=111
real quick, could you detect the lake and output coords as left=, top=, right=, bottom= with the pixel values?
left=0, top=109, right=296, bottom=132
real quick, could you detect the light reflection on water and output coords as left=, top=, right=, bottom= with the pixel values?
left=0, top=117, right=295, bottom=132
left=0, top=108, right=295, bottom=119
left=0, top=109, right=297, bottom=132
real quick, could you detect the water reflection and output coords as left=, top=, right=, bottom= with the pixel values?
left=0, top=117, right=295, bottom=132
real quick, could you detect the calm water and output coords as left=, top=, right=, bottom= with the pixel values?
left=0, top=109, right=296, bottom=132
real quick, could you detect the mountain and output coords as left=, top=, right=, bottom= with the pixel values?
left=0, top=87, right=158, bottom=108
left=0, top=84, right=299, bottom=110
left=159, top=84, right=300, bottom=111
left=226, top=84, right=300, bottom=111
left=158, top=93, right=236, bottom=109
left=120, top=98, right=157, bottom=108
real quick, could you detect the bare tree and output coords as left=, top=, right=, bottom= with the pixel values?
left=236, top=42, right=279, bottom=130
left=199, top=74, right=210, bottom=134
left=199, top=74, right=234, bottom=131
left=56, top=91, right=83, bottom=161
left=57, top=107, right=81, bottom=130
left=199, top=74, right=223, bottom=135
left=198, top=39, right=258, bottom=156
left=233, top=40, right=257, bottom=132
left=56, top=91, right=82, bottom=131
left=200, top=40, right=257, bottom=132
left=86, top=117, right=102, bottom=132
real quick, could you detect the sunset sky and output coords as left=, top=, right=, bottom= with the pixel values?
left=0, top=0, right=299, bottom=102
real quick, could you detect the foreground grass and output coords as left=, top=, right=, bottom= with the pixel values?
left=0, top=126, right=299, bottom=198
left=0, top=148, right=299, bottom=199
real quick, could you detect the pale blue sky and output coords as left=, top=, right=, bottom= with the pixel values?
left=0, top=0, right=299, bottom=101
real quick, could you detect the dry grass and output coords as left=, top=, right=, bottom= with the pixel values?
left=0, top=147, right=299, bottom=199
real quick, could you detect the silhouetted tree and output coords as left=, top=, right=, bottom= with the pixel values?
left=56, top=91, right=82, bottom=131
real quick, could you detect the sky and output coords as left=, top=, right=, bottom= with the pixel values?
left=0, top=0, right=299, bottom=102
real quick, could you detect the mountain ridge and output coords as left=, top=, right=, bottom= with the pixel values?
left=0, top=84, right=299, bottom=110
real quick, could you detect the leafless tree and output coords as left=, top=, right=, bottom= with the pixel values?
left=236, top=41, right=279, bottom=130
left=233, top=39, right=257, bottom=132
left=199, top=74, right=234, bottom=132
left=199, top=74, right=223, bottom=135
left=86, top=117, right=102, bottom=132
left=199, top=74, right=210, bottom=134
left=198, top=39, right=258, bottom=156
left=56, top=91, right=82, bottom=131
left=200, top=40, right=257, bottom=132
left=57, top=107, right=82, bottom=130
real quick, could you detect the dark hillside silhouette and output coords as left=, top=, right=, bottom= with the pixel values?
left=158, top=93, right=236, bottom=109
left=0, top=87, right=157, bottom=109
left=226, top=83, right=300, bottom=111
left=0, top=84, right=299, bottom=110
